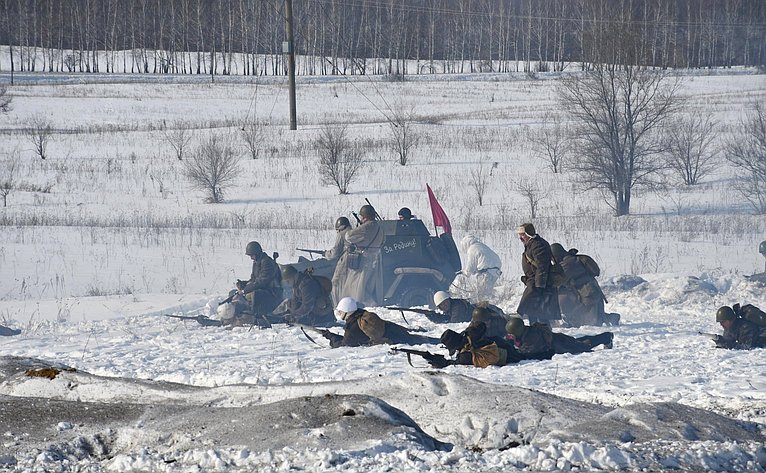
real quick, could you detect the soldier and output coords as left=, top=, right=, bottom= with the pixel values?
left=550, top=243, right=618, bottom=327
left=397, top=207, right=414, bottom=220
left=333, top=205, right=384, bottom=306
left=229, top=241, right=283, bottom=321
left=274, top=265, right=335, bottom=327
left=324, top=216, right=351, bottom=304
left=515, top=223, right=561, bottom=325
left=326, top=297, right=439, bottom=348
left=439, top=323, right=526, bottom=368
left=457, top=235, right=502, bottom=301
left=505, top=317, right=613, bottom=359
left=712, top=306, right=766, bottom=349
left=433, top=291, right=474, bottom=323
left=466, top=306, right=509, bottom=340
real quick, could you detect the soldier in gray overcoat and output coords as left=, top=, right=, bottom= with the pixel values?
left=332, top=205, right=384, bottom=307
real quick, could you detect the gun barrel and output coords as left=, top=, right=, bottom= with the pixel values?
left=296, top=248, right=324, bottom=254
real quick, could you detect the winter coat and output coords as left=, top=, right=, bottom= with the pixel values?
left=285, top=272, right=334, bottom=326
left=453, top=336, right=524, bottom=368
left=557, top=253, right=606, bottom=327
left=326, top=227, right=350, bottom=304
left=460, top=235, right=502, bottom=275
left=512, top=323, right=611, bottom=357
left=718, top=318, right=766, bottom=349
left=517, top=235, right=561, bottom=322
left=240, top=253, right=283, bottom=315
left=443, top=298, right=475, bottom=323
left=329, top=309, right=432, bottom=348
left=333, top=220, right=384, bottom=306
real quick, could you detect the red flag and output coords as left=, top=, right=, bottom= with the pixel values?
left=426, top=184, right=452, bottom=235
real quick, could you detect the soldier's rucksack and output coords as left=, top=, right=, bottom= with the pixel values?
left=569, top=248, right=601, bottom=278
left=735, top=303, right=766, bottom=326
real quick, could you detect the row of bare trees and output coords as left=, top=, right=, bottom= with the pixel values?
left=1, top=0, right=764, bottom=76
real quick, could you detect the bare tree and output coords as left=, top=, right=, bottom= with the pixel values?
left=163, top=122, right=193, bottom=161
left=529, top=114, right=570, bottom=173
left=240, top=119, right=266, bottom=160
left=725, top=102, right=766, bottom=214
left=0, top=154, right=19, bottom=207
left=468, top=161, right=492, bottom=206
left=663, top=113, right=718, bottom=185
left=26, top=114, right=53, bottom=160
left=559, top=65, right=681, bottom=216
left=513, top=178, right=549, bottom=219
left=185, top=134, right=240, bottom=203
left=317, top=124, right=364, bottom=195
left=0, top=85, right=12, bottom=114
left=389, top=107, right=420, bottom=166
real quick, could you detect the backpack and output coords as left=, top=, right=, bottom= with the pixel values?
left=576, top=254, right=601, bottom=278
left=736, top=304, right=766, bottom=326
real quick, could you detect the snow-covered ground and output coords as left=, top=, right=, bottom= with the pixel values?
left=1, top=70, right=765, bottom=471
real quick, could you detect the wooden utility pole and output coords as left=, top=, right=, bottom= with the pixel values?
left=284, top=0, right=297, bottom=130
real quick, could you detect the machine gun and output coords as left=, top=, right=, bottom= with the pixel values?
left=296, top=248, right=325, bottom=257
left=164, top=314, right=223, bottom=327
left=386, top=306, right=445, bottom=323
left=390, top=347, right=452, bottom=368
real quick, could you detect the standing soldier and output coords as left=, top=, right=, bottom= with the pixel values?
left=516, top=223, right=561, bottom=325
left=230, top=241, right=283, bottom=320
left=324, top=216, right=351, bottom=304
left=333, top=205, right=384, bottom=306
left=458, top=235, right=502, bottom=301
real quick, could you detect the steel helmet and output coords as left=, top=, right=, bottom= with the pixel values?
left=359, top=205, right=376, bottom=220
left=716, top=306, right=736, bottom=322
left=760, top=240, right=766, bottom=256
left=398, top=207, right=412, bottom=219
left=245, top=241, right=263, bottom=256
left=506, top=317, right=526, bottom=337
left=433, top=291, right=450, bottom=307
left=281, top=265, right=298, bottom=281
left=335, top=217, right=351, bottom=231
left=335, top=297, right=358, bottom=321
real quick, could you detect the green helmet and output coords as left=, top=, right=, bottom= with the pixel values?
left=281, top=265, right=298, bottom=281
left=359, top=205, right=376, bottom=220
left=245, top=241, right=262, bottom=256
left=335, top=217, right=351, bottom=231
left=716, top=306, right=736, bottom=322
left=471, top=307, right=492, bottom=322
left=506, top=317, right=526, bottom=337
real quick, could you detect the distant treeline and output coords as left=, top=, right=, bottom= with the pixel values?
left=1, top=0, right=765, bottom=76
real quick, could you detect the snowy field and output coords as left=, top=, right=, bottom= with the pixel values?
left=1, top=70, right=766, bottom=472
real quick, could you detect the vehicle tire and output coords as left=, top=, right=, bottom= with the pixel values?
left=397, top=286, right=437, bottom=308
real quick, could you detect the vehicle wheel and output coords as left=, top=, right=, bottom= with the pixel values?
left=397, top=286, right=436, bottom=308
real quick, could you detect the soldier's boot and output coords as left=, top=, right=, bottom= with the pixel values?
left=604, top=313, right=621, bottom=326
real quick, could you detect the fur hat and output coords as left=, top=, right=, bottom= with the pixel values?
left=516, top=223, right=536, bottom=237
left=440, top=329, right=467, bottom=356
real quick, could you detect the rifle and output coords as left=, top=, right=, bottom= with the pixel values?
left=296, top=248, right=324, bottom=256
left=698, top=331, right=720, bottom=340
left=293, top=324, right=342, bottom=345
left=164, top=314, right=223, bottom=327
left=365, top=198, right=384, bottom=220
left=386, top=306, right=445, bottom=323
left=390, top=347, right=452, bottom=368
left=352, top=211, right=362, bottom=225
left=698, top=331, right=730, bottom=348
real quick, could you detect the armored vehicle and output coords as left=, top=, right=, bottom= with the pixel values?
left=287, top=218, right=461, bottom=308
